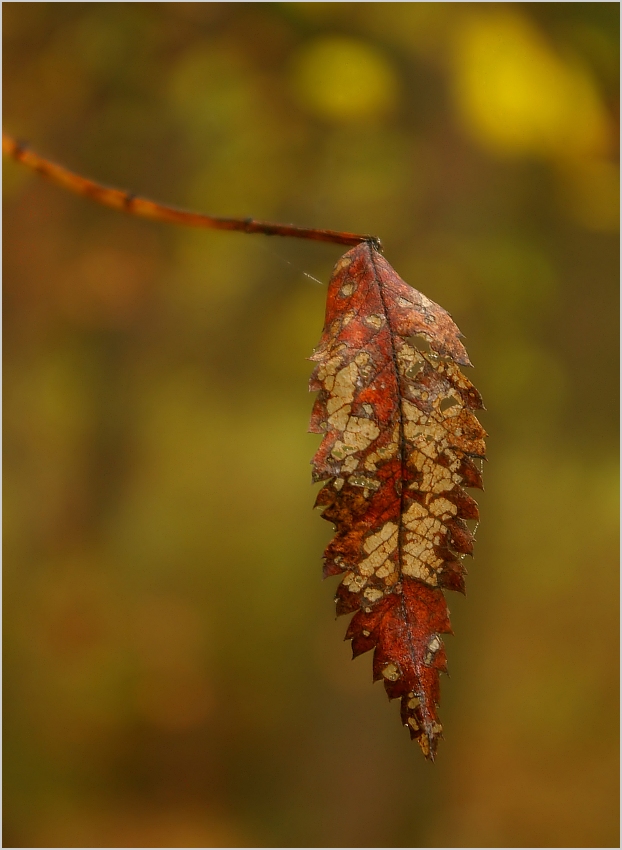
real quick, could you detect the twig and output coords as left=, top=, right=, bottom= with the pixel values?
left=2, top=132, right=383, bottom=251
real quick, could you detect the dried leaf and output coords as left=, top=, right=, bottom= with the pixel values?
left=309, top=242, right=486, bottom=760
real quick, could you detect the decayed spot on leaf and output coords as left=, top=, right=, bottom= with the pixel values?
left=309, top=242, right=486, bottom=760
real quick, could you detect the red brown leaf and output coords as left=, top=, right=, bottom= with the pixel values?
left=309, top=242, right=486, bottom=760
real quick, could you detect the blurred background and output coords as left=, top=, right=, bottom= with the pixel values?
left=3, top=3, right=619, bottom=847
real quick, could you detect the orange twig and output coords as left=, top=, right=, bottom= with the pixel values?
left=2, top=132, right=382, bottom=251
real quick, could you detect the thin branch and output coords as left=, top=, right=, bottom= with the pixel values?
left=2, top=132, right=382, bottom=251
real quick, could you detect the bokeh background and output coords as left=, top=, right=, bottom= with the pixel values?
left=3, top=3, right=619, bottom=847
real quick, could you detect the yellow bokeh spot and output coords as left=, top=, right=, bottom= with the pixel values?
left=291, top=36, right=398, bottom=121
left=453, top=11, right=611, bottom=161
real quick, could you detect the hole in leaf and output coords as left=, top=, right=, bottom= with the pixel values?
left=440, top=395, right=460, bottom=412
left=406, top=362, right=423, bottom=380
left=408, top=334, right=432, bottom=355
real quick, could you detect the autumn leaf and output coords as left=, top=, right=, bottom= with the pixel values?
left=309, top=242, right=486, bottom=760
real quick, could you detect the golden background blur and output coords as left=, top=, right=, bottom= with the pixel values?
left=3, top=3, right=619, bottom=847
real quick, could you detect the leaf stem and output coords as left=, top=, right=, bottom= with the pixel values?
left=2, top=132, right=383, bottom=251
